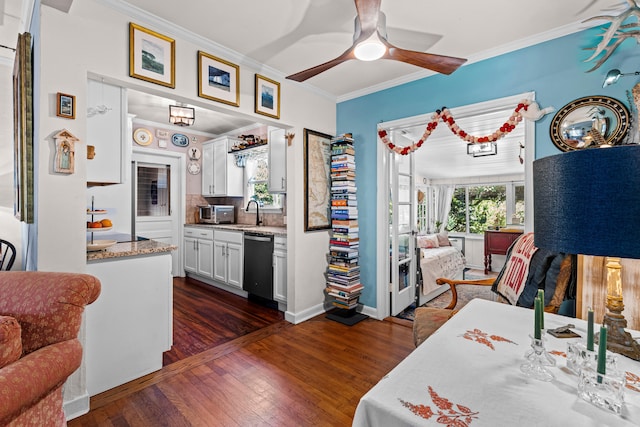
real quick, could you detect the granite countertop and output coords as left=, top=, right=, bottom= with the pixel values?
left=87, top=240, right=177, bottom=261
left=185, top=223, right=287, bottom=236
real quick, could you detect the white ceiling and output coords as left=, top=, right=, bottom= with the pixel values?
left=0, top=0, right=626, bottom=179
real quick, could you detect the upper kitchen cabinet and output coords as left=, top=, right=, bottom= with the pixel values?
left=268, top=127, right=286, bottom=193
left=87, top=79, right=127, bottom=185
left=202, top=136, right=243, bottom=197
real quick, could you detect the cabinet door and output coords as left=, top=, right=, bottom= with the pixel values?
left=273, top=249, right=287, bottom=302
left=87, top=79, right=125, bottom=184
left=226, top=242, right=243, bottom=289
left=197, top=238, right=214, bottom=279
left=201, top=143, right=215, bottom=197
left=212, top=140, right=227, bottom=197
left=184, top=237, right=198, bottom=273
left=212, top=240, right=227, bottom=282
left=268, top=127, right=286, bottom=193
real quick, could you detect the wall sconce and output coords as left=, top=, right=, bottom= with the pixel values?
left=602, top=69, right=640, bottom=88
left=467, top=142, right=497, bottom=157
left=169, top=105, right=195, bottom=126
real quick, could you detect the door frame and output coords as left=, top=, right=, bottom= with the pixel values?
left=375, top=92, right=536, bottom=319
left=132, top=147, right=186, bottom=276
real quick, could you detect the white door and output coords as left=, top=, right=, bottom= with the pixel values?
left=132, top=149, right=184, bottom=276
left=226, top=242, right=243, bottom=289
left=389, top=151, right=417, bottom=316
left=213, top=240, right=227, bottom=282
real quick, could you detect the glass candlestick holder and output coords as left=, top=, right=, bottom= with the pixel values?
left=566, top=342, right=618, bottom=375
left=577, top=366, right=626, bottom=414
left=520, top=335, right=555, bottom=382
left=524, top=333, right=556, bottom=367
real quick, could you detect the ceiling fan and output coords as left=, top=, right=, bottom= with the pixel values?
left=286, top=0, right=467, bottom=82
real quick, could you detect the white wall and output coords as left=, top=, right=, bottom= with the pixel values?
left=0, top=60, right=23, bottom=270
left=34, top=1, right=335, bottom=317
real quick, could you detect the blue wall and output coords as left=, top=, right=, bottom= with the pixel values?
left=337, top=29, right=640, bottom=309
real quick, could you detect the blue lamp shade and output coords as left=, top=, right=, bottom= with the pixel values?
left=533, top=145, right=640, bottom=259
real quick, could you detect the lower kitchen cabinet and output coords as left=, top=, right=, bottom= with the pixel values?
left=273, top=235, right=287, bottom=304
left=184, top=227, right=214, bottom=279
left=213, top=229, right=243, bottom=289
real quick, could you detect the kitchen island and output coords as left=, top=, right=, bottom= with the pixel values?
left=85, top=240, right=176, bottom=397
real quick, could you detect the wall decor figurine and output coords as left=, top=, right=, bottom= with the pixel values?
left=53, top=129, right=78, bottom=174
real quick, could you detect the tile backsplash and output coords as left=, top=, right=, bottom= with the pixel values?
left=186, top=194, right=286, bottom=227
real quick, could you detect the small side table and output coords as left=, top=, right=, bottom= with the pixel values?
left=484, top=230, right=523, bottom=274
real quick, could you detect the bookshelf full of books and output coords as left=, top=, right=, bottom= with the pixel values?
left=325, top=134, right=367, bottom=325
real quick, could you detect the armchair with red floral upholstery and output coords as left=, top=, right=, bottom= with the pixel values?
left=0, top=272, right=101, bottom=426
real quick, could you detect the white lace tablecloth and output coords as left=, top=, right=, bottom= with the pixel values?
left=353, top=299, right=640, bottom=427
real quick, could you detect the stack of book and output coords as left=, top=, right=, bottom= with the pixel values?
left=326, top=134, right=363, bottom=311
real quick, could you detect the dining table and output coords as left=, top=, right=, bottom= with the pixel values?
left=352, top=299, right=640, bottom=426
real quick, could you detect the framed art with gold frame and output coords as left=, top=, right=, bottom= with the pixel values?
left=255, top=74, right=280, bottom=119
left=56, top=92, right=75, bottom=119
left=129, top=23, right=175, bottom=88
left=198, top=51, right=240, bottom=107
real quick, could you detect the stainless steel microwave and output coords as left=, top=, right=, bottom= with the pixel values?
left=199, top=205, right=234, bottom=224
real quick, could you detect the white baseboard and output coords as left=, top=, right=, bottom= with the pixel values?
left=285, top=303, right=325, bottom=324
left=64, top=394, right=89, bottom=421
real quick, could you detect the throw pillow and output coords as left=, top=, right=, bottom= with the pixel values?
left=417, top=234, right=439, bottom=249
left=0, top=315, right=22, bottom=368
left=436, top=231, right=451, bottom=247
left=492, top=232, right=538, bottom=305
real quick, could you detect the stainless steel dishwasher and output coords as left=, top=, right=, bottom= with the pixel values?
left=243, top=232, right=274, bottom=301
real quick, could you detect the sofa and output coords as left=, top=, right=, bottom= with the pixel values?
left=0, top=272, right=101, bottom=426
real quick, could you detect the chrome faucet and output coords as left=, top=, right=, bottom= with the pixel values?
left=245, top=200, right=262, bottom=226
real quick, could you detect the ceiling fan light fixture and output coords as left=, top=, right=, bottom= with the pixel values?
left=354, top=35, right=386, bottom=61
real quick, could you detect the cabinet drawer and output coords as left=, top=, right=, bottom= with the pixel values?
left=274, top=236, right=287, bottom=251
left=214, top=229, right=243, bottom=244
left=184, top=227, right=213, bottom=240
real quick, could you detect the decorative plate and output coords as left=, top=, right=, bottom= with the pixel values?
left=87, top=239, right=117, bottom=252
left=172, top=133, right=189, bottom=147
left=188, top=147, right=201, bottom=160
left=188, top=161, right=201, bottom=175
left=133, top=128, right=153, bottom=146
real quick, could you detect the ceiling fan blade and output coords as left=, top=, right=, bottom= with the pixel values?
left=382, top=41, right=467, bottom=75
left=354, top=0, right=381, bottom=33
left=286, top=47, right=356, bottom=82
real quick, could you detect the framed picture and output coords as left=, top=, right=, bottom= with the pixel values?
left=198, top=51, right=239, bottom=107
left=56, top=92, right=75, bottom=119
left=304, top=128, right=333, bottom=232
left=255, top=74, right=280, bottom=119
left=129, top=23, right=175, bottom=88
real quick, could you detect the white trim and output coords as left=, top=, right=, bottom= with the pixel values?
left=285, top=303, right=325, bottom=324
left=63, top=393, right=90, bottom=421
left=131, top=117, right=218, bottom=139
left=376, top=91, right=535, bottom=319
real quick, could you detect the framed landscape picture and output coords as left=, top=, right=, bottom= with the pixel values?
left=255, top=74, right=280, bottom=119
left=56, top=92, right=75, bottom=119
left=304, top=128, right=333, bottom=232
left=198, top=51, right=240, bottom=107
left=129, top=23, right=175, bottom=88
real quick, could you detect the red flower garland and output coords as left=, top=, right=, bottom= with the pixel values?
left=378, top=99, right=531, bottom=155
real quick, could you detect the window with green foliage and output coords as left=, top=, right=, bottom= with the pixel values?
left=447, top=182, right=523, bottom=234
left=245, top=154, right=281, bottom=209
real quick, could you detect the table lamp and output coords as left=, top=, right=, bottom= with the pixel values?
left=533, top=145, right=640, bottom=360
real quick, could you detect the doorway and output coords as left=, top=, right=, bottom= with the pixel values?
left=376, top=92, right=535, bottom=319
left=132, top=148, right=185, bottom=275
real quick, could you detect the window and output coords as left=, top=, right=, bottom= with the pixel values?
left=245, top=153, right=281, bottom=210
left=447, top=182, right=523, bottom=234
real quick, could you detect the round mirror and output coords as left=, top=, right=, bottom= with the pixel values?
left=549, top=96, right=630, bottom=152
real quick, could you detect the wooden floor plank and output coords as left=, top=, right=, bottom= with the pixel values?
left=69, top=280, right=414, bottom=426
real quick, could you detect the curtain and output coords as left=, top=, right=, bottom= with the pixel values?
left=433, top=185, right=455, bottom=232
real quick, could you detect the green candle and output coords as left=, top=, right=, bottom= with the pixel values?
left=597, top=325, right=607, bottom=382
left=587, top=308, right=594, bottom=352
left=534, top=297, right=541, bottom=340
left=538, top=290, right=545, bottom=330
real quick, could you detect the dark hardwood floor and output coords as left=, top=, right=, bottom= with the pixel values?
left=69, top=277, right=415, bottom=426
left=163, top=277, right=284, bottom=365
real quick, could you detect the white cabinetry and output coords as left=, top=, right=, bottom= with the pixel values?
left=184, top=227, right=214, bottom=279
left=213, top=229, right=243, bottom=289
left=268, top=127, right=287, bottom=193
left=87, top=79, right=126, bottom=184
left=273, top=235, right=287, bottom=304
left=202, top=137, right=243, bottom=197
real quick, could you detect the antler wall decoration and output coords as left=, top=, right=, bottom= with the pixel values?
left=584, top=0, right=640, bottom=71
